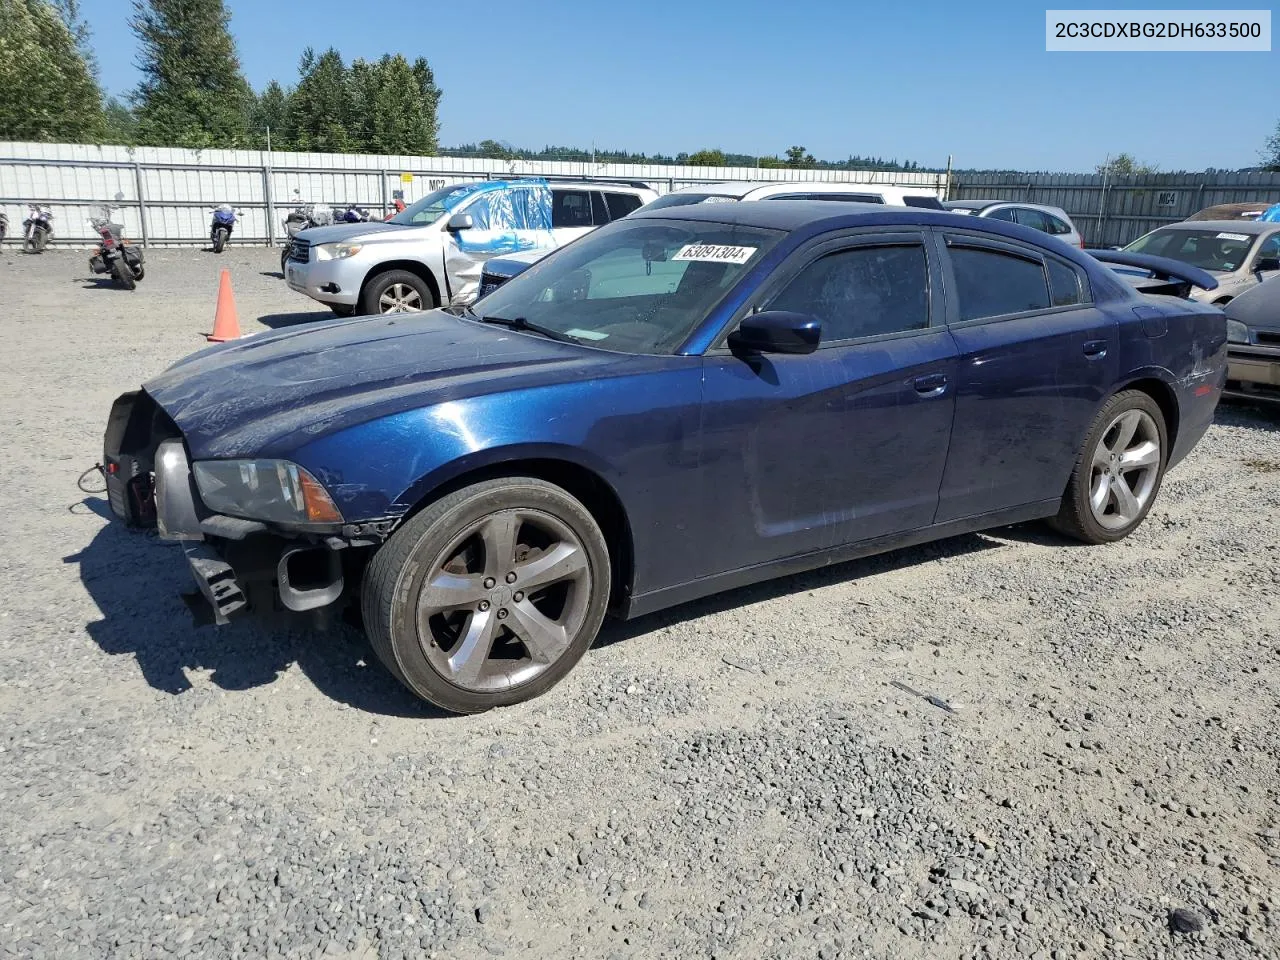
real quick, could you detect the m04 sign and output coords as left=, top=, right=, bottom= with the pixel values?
left=1157, top=191, right=1177, bottom=207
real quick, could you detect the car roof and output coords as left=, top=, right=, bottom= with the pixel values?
left=1152, top=219, right=1278, bottom=234
left=943, top=199, right=1073, bottom=218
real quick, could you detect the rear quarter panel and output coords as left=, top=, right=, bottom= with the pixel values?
left=1117, top=297, right=1227, bottom=469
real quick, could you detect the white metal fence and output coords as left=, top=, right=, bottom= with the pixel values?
left=0, top=141, right=949, bottom=248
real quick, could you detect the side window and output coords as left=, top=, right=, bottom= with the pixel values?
left=766, top=244, right=930, bottom=343
left=590, top=191, right=612, bottom=226
left=552, top=190, right=593, bottom=228
left=1013, top=208, right=1050, bottom=233
left=985, top=207, right=1017, bottom=223
left=605, top=192, right=643, bottom=219
left=1046, top=214, right=1072, bottom=235
left=1257, top=234, right=1280, bottom=260
left=1047, top=258, right=1084, bottom=306
left=948, top=245, right=1051, bottom=321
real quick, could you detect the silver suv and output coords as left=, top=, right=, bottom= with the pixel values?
left=285, top=178, right=655, bottom=315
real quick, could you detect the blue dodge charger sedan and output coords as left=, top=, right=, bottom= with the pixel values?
left=103, top=202, right=1226, bottom=713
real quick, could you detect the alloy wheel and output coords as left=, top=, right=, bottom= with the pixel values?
left=415, top=509, right=592, bottom=692
left=1088, top=409, right=1161, bottom=530
left=378, top=283, right=424, bottom=313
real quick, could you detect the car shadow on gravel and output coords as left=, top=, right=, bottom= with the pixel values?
left=66, top=507, right=442, bottom=718
left=594, top=531, right=1005, bottom=649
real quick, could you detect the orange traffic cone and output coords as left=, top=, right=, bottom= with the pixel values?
left=207, top=269, right=241, bottom=342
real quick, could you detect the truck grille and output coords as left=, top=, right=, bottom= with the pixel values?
left=477, top=271, right=509, bottom=300
left=1256, top=330, right=1280, bottom=346
left=288, top=239, right=311, bottom=264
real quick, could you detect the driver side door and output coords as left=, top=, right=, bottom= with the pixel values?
left=694, top=230, right=959, bottom=577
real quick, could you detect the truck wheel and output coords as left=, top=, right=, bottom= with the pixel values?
left=1050, top=390, right=1167, bottom=544
left=360, top=270, right=435, bottom=314
left=361, top=478, right=611, bottom=713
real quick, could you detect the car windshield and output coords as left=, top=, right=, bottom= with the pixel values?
left=387, top=185, right=474, bottom=226
left=1124, top=227, right=1258, bottom=273
left=641, top=192, right=740, bottom=211
left=470, top=218, right=783, bottom=355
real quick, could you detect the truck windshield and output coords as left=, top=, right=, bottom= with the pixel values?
left=388, top=185, right=474, bottom=226
left=470, top=218, right=783, bottom=355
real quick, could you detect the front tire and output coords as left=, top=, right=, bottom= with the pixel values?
left=212, top=227, right=228, bottom=253
left=280, top=244, right=291, bottom=272
left=359, top=269, right=435, bottom=315
left=1050, top=390, right=1167, bottom=544
left=111, top=257, right=136, bottom=290
left=361, top=478, right=612, bottom=713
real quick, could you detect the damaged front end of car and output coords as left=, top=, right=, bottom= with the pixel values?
left=102, top=390, right=389, bottom=627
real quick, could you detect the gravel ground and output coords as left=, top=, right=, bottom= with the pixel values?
left=1, top=247, right=1278, bottom=960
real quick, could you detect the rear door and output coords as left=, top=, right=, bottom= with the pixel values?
left=695, top=230, right=959, bottom=574
left=933, top=230, right=1118, bottom=522
left=550, top=189, right=598, bottom=246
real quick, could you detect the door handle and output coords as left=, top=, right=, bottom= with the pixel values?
left=912, top=373, right=949, bottom=398
left=1083, top=339, right=1108, bottom=359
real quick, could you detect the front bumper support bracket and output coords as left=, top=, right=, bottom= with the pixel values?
left=182, top=542, right=248, bottom=625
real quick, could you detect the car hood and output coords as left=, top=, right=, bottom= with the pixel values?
left=145, top=312, right=627, bottom=459
left=1225, top=275, right=1280, bottom=330
left=296, top=221, right=408, bottom=245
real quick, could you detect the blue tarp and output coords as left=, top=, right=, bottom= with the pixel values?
left=442, top=178, right=554, bottom=254
left=1258, top=203, right=1280, bottom=222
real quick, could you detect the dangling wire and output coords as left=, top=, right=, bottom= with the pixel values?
left=77, top=463, right=107, bottom=494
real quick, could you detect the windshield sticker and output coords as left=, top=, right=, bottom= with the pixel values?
left=672, top=243, right=757, bottom=264
left=1216, top=232, right=1250, bottom=242
left=700, top=196, right=737, bottom=204
left=565, top=328, right=609, bottom=341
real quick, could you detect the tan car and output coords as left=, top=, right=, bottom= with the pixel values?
left=1120, top=220, right=1280, bottom=305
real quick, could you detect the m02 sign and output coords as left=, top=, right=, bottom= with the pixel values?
left=1157, top=191, right=1177, bottom=207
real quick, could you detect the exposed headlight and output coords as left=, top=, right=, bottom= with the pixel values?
left=313, top=242, right=363, bottom=261
left=192, top=460, right=343, bottom=525
left=1226, top=318, right=1249, bottom=344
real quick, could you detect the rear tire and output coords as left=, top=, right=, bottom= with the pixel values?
left=361, top=478, right=611, bottom=713
left=359, top=269, right=435, bottom=315
left=111, top=258, right=136, bottom=290
left=212, top=228, right=228, bottom=253
left=1050, top=390, right=1167, bottom=544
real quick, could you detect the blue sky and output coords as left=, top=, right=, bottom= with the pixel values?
left=81, top=0, right=1278, bottom=171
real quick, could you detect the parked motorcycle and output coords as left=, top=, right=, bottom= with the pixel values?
left=339, top=203, right=373, bottom=223
left=280, top=192, right=333, bottom=271
left=0, top=210, right=8, bottom=246
left=209, top=204, right=239, bottom=253
left=22, top=204, right=54, bottom=253
left=88, top=206, right=145, bottom=290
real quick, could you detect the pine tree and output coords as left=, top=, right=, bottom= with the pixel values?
left=102, top=97, right=138, bottom=144
left=0, top=0, right=104, bottom=141
left=130, top=0, right=253, bottom=148
left=289, top=48, right=357, bottom=153
left=352, top=54, right=439, bottom=155
left=249, top=81, right=293, bottom=151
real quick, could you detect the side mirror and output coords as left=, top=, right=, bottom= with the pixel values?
left=728, top=310, right=821, bottom=355
left=446, top=213, right=474, bottom=232
left=1254, top=256, right=1280, bottom=273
